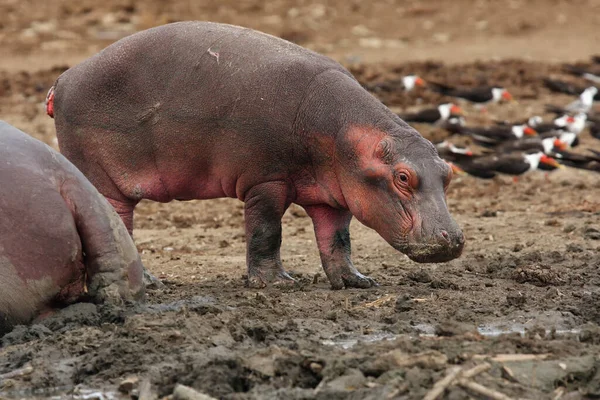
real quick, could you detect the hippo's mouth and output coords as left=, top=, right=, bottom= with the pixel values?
left=392, top=239, right=464, bottom=263
left=405, top=243, right=463, bottom=263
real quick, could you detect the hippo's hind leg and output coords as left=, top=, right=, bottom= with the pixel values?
left=243, top=181, right=296, bottom=288
left=104, top=197, right=163, bottom=289
left=60, top=180, right=145, bottom=304
left=303, top=205, right=378, bottom=290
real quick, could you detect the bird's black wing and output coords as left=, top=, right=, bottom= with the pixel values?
left=544, top=104, right=569, bottom=115
left=399, top=108, right=440, bottom=123
left=494, top=138, right=543, bottom=154
left=452, top=87, right=493, bottom=103
left=543, top=78, right=582, bottom=95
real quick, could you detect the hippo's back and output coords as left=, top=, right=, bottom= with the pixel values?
left=54, top=21, right=353, bottom=134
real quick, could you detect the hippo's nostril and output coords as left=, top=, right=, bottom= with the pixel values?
left=440, top=230, right=449, bottom=240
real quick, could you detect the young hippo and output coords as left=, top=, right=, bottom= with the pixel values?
left=0, top=121, right=144, bottom=334
left=48, top=21, right=464, bottom=290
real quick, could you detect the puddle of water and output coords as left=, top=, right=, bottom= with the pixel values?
left=0, top=386, right=119, bottom=400
left=322, top=318, right=582, bottom=349
left=476, top=323, right=580, bottom=338
left=322, top=332, right=398, bottom=349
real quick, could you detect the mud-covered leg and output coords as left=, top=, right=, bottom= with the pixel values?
left=304, top=205, right=378, bottom=290
left=244, top=181, right=294, bottom=288
left=61, top=181, right=145, bottom=304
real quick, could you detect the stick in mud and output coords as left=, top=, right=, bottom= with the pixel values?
left=423, top=362, right=493, bottom=400
left=458, top=379, right=515, bottom=400
left=173, top=384, right=218, bottom=400
left=422, top=366, right=462, bottom=400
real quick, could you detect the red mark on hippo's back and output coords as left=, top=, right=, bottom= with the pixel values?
left=45, top=86, right=55, bottom=118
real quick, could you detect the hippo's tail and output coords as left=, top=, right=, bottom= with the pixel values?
left=45, top=85, right=55, bottom=118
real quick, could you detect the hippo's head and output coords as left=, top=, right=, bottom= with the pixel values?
left=337, top=125, right=465, bottom=263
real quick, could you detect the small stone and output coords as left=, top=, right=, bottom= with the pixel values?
left=513, top=243, right=524, bottom=252
left=309, top=362, right=323, bottom=374
left=432, top=32, right=450, bottom=43
left=566, top=243, right=583, bottom=253
left=118, top=376, right=139, bottom=394
left=545, top=219, right=560, bottom=227
left=219, top=240, right=230, bottom=248
left=563, top=224, right=576, bottom=233
left=481, top=210, right=497, bottom=217
left=351, top=24, right=372, bottom=36
left=359, top=37, right=383, bottom=49
left=407, top=269, right=431, bottom=283
left=395, top=295, right=414, bottom=312
left=584, top=227, right=600, bottom=240
left=506, top=292, right=526, bottom=307
left=325, top=369, right=366, bottom=391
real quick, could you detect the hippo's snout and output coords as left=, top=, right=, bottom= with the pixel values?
left=393, top=221, right=465, bottom=263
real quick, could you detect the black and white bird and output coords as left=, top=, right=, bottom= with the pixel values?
left=451, top=151, right=561, bottom=179
left=399, top=103, right=463, bottom=125
left=538, top=112, right=589, bottom=135
left=494, top=115, right=543, bottom=127
left=543, top=78, right=600, bottom=100
left=491, top=136, right=567, bottom=155
left=452, top=123, right=538, bottom=147
left=365, top=74, right=426, bottom=93
left=564, top=64, right=600, bottom=84
left=435, top=140, right=473, bottom=162
left=552, top=149, right=600, bottom=173
left=427, top=81, right=513, bottom=105
left=402, top=75, right=426, bottom=91
left=560, top=86, right=598, bottom=114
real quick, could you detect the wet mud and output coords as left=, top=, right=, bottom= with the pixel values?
left=2, top=1, right=600, bottom=399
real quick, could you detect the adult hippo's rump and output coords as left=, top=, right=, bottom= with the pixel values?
left=0, top=122, right=144, bottom=334
left=48, top=21, right=464, bottom=290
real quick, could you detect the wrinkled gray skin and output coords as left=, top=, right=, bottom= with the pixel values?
left=0, top=121, right=145, bottom=334
left=49, top=21, right=464, bottom=290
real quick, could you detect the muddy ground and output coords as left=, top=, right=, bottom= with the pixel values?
left=1, top=1, right=600, bottom=399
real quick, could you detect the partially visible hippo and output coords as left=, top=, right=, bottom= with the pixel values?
left=0, top=121, right=145, bottom=334
left=48, top=21, right=465, bottom=290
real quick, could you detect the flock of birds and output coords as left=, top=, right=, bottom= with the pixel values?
left=369, top=55, right=600, bottom=180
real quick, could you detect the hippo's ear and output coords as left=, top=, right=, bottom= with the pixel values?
left=374, top=139, right=394, bottom=164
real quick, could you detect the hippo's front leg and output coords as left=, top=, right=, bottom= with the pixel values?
left=244, top=182, right=295, bottom=288
left=304, top=205, right=378, bottom=290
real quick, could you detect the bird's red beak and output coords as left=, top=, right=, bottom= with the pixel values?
left=540, top=154, right=561, bottom=168
left=415, top=77, right=426, bottom=87
left=566, top=116, right=575, bottom=123
left=465, top=150, right=474, bottom=156
left=448, top=162, right=466, bottom=175
left=450, top=104, right=463, bottom=115
left=502, top=90, right=513, bottom=101
left=524, top=126, right=537, bottom=136
left=553, top=139, right=567, bottom=151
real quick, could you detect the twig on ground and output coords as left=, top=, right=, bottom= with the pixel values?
left=473, top=353, right=550, bottom=362
left=458, top=379, right=515, bottom=400
left=173, top=384, right=218, bottom=400
left=423, top=366, right=462, bottom=400
left=462, top=362, right=491, bottom=378
left=0, top=364, right=33, bottom=380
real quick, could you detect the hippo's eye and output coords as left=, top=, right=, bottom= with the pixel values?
left=394, top=170, right=414, bottom=190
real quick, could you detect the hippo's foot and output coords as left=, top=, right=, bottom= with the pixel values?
left=247, top=268, right=297, bottom=289
left=326, top=266, right=379, bottom=290
left=143, top=267, right=165, bottom=289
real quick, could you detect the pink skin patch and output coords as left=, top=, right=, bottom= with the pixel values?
left=45, top=87, right=55, bottom=118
